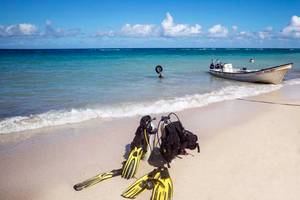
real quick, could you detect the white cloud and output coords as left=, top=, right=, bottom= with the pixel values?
left=258, top=31, right=268, bottom=39
left=282, top=15, right=300, bottom=38
left=232, top=25, right=238, bottom=31
left=112, top=12, right=201, bottom=38
left=208, top=24, right=228, bottom=38
left=19, top=24, right=37, bottom=35
left=258, top=27, right=273, bottom=40
left=236, top=31, right=255, bottom=40
left=161, top=12, right=201, bottom=37
left=94, top=30, right=115, bottom=37
left=0, top=21, right=80, bottom=38
left=121, top=24, right=159, bottom=37
left=239, top=31, right=250, bottom=36
left=0, top=23, right=37, bottom=37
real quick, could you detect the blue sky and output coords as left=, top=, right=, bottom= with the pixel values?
left=0, top=0, right=300, bottom=48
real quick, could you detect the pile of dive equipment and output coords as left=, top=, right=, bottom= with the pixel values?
left=73, top=112, right=200, bottom=200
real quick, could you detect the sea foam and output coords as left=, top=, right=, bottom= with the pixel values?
left=1, top=78, right=300, bottom=134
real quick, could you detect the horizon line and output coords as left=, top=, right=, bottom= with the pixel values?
left=1, top=47, right=300, bottom=50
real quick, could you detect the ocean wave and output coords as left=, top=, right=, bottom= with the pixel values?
left=1, top=78, right=300, bottom=134
left=285, top=78, right=300, bottom=85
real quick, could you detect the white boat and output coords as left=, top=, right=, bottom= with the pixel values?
left=209, top=62, right=293, bottom=84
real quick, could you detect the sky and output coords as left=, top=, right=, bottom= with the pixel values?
left=0, top=0, right=300, bottom=48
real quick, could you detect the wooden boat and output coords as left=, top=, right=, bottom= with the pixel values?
left=209, top=62, right=293, bottom=84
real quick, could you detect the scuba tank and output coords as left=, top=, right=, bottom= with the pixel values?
left=145, top=120, right=157, bottom=160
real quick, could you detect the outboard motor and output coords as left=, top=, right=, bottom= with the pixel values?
left=155, top=65, right=163, bottom=78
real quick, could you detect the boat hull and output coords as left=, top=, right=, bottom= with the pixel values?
left=209, top=63, right=292, bottom=84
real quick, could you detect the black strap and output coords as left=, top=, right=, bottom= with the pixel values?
left=196, top=143, right=200, bottom=153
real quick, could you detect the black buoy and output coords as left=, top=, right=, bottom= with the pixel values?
left=155, top=65, right=163, bottom=78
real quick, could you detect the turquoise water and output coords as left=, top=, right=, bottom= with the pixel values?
left=1, top=48, right=300, bottom=133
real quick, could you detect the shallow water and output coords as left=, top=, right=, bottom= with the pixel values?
left=0, top=48, right=300, bottom=134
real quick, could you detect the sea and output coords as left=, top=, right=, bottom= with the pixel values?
left=1, top=48, right=300, bottom=134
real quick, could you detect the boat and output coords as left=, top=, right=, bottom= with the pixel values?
left=209, top=61, right=293, bottom=84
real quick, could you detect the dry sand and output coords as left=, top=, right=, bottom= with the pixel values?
left=0, top=84, right=300, bottom=200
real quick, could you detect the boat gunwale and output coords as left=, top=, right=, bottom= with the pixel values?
left=209, top=63, right=293, bottom=75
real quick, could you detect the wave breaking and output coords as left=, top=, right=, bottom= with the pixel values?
left=1, top=78, right=300, bottom=134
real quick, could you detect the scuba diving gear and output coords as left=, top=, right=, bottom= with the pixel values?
left=121, top=168, right=160, bottom=199
left=121, top=167, right=173, bottom=200
left=73, top=147, right=144, bottom=191
left=74, top=115, right=154, bottom=190
left=150, top=167, right=173, bottom=200
left=130, top=115, right=157, bottom=161
left=73, top=169, right=122, bottom=191
left=131, top=115, right=156, bottom=152
left=74, top=112, right=199, bottom=200
left=158, top=113, right=200, bottom=165
left=122, top=115, right=156, bottom=179
left=121, top=146, right=144, bottom=179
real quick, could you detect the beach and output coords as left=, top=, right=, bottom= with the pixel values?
left=1, top=83, right=299, bottom=200
left=1, top=0, right=300, bottom=199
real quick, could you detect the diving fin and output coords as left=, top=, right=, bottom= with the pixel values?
left=150, top=167, right=173, bottom=200
left=74, top=146, right=144, bottom=191
left=121, top=146, right=144, bottom=179
left=121, top=167, right=173, bottom=200
left=121, top=168, right=160, bottom=199
left=73, top=169, right=122, bottom=191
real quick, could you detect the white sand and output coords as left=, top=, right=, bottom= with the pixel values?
left=0, top=84, right=300, bottom=200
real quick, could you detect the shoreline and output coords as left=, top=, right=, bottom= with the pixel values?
left=2, top=78, right=300, bottom=138
left=1, top=84, right=300, bottom=200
